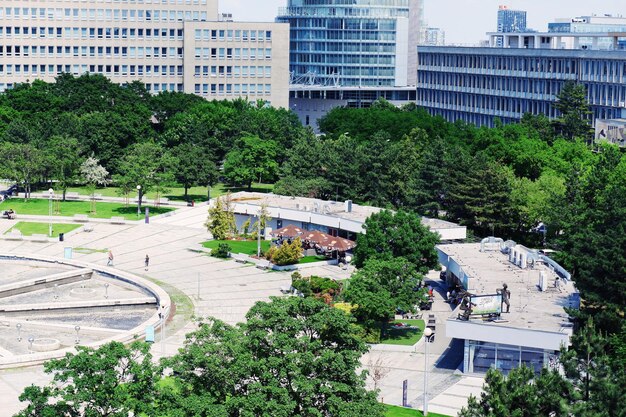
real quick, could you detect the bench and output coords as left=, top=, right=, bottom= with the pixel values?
left=156, top=197, right=169, bottom=205
left=31, top=234, right=49, bottom=242
left=110, top=216, right=125, bottom=224
left=5, top=230, right=23, bottom=240
left=73, top=214, right=89, bottom=222
left=83, top=224, right=94, bottom=232
left=93, top=193, right=103, bottom=200
left=186, top=244, right=211, bottom=254
left=232, top=254, right=247, bottom=263
left=280, top=285, right=293, bottom=294
left=66, top=192, right=80, bottom=200
left=256, top=260, right=271, bottom=270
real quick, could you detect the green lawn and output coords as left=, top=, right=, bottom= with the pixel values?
left=62, top=182, right=274, bottom=202
left=202, top=239, right=271, bottom=255
left=0, top=199, right=174, bottom=220
left=299, top=255, right=329, bottom=264
left=6, top=222, right=80, bottom=238
left=380, top=320, right=426, bottom=346
left=385, top=404, right=450, bottom=417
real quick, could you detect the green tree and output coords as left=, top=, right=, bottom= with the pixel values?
left=353, top=210, right=439, bottom=273
left=0, top=143, right=44, bottom=199
left=169, top=143, right=218, bottom=199
left=205, top=194, right=236, bottom=240
left=459, top=366, right=575, bottom=417
left=15, top=341, right=160, bottom=417
left=163, top=297, right=384, bottom=417
left=554, top=81, right=592, bottom=140
left=344, top=257, right=423, bottom=337
left=45, top=135, right=83, bottom=201
left=223, top=136, right=279, bottom=190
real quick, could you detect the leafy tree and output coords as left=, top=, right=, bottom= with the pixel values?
left=459, top=366, right=575, bottom=417
left=45, top=135, right=83, bottom=201
left=205, top=194, right=236, bottom=240
left=345, top=257, right=423, bottom=337
left=169, top=143, right=218, bottom=198
left=223, top=136, right=279, bottom=190
left=15, top=341, right=160, bottom=417
left=163, top=296, right=384, bottom=417
left=554, top=81, right=592, bottom=140
left=0, top=143, right=44, bottom=199
left=353, top=210, right=439, bottom=272
left=80, top=156, right=109, bottom=213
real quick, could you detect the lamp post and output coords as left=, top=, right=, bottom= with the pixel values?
left=423, top=327, right=434, bottom=416
left=48, top=188, right=54, bottom=237
left=104, top=283, right=109, bottom=299
left=74, top=325, right=81, bottom=344
left=136, top=185, right=142, bottom=217
left=16, top=323, right=22, bottom=342
left=160, top=305, right=166, bottom=355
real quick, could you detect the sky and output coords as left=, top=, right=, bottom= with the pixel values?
left=222, top=0, right=626, bottom=45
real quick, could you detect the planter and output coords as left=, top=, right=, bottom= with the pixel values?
left=272, top=259, right=339, bottom=271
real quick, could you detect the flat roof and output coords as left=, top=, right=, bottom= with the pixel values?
left=439, top=243, right=577, bottom=334
left=229, top=192, right=464, bottom=230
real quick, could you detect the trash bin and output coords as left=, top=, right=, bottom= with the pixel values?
left=59, top=233, right=64, bottom=242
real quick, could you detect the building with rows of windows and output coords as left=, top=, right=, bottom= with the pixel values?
left=276, top=0, right=420, bottom=131
left=417, top=15, right=626, bottom=128
left=0, top=0, right=290, bottom=107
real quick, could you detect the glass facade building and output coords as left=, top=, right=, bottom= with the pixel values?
left=277, top=0, right=419, bottom=87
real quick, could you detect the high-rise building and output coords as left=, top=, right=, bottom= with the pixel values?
left=277, top=0, right=420, bottom=130
left=277, top=0, right=419, bottom=88
left=417, top=15, right=626, bottom=132
left=0, top=0, right=290, bottom=107
left=496, top=5, right=527, bottom=47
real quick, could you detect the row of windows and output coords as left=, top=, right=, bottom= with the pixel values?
left=0, top=7, right=209, bottom=22
left=0, top=63, right=188, bottom=76
left=193, top=65, right=271, bottom=78
left=290, top=41, right=394, bottom=53
left=419, top=52, right=580, bottom=74
left=194, top=83, right=271, bottom=95
left=194, top=29, right=272, bottom=42
left=0, top=45, right=183, bottom=58
left=0, top=25, right=186, bottom=39
left=291, top=29, right=397, bottom=41
left=194, top=47, right=272, bottom=60
left=292, top=54, right=395, bottom=65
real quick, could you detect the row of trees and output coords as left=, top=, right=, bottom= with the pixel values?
left=0, top=74, right=305, bottom=198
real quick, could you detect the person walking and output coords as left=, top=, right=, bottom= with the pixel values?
left=144, top=254, right=150, bottom=271
left=107, top=250, right=114, bottom=267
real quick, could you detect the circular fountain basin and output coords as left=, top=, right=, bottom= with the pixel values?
left=31, top=338, right=61, bottom=352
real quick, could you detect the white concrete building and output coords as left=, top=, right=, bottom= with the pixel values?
left=227, top=192, right=467, bottom=241
left=0, top=0, right=290, bottom=108
left=439, top=239, right=579, bottom=375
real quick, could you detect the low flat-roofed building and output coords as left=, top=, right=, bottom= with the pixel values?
left=227, top=192, right=467, bottom=241
left=438, top=240, right=579, bottom=375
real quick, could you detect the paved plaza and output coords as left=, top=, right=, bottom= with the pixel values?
left=0, top=204, right=481, bottom=416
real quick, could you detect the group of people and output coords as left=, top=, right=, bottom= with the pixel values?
left=107, top=250, right=150, bottom=271
left=2, top=209, right=16, bottom=219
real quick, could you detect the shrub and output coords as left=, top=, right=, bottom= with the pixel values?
left=267, top=238, right=302, bottom=266
left=310, top=276, right=340, bottom=295
left=212, top=243, right=231, bottom=259
left=291, top=271, right=303, bottom=282
left=292, top=279, right=312, bottom=298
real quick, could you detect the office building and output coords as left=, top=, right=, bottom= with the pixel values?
left=0, top=0, right=290, bottom=108
left=417, top=15, right=626, bottom=128
left=495, top=5, right=527, bottom=47
left=421, top=27, right=445, bottom=46
left=277, top=0, right=420, bottom=131
left=440, top=239, right=578, bottom=375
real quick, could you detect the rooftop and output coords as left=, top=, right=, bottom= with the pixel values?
left=439, top=243, right=578, bottom=334
left=228, top=192, right=465, bottom=234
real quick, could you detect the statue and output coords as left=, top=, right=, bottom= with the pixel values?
left=497, top=283, right=511, bottom=313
